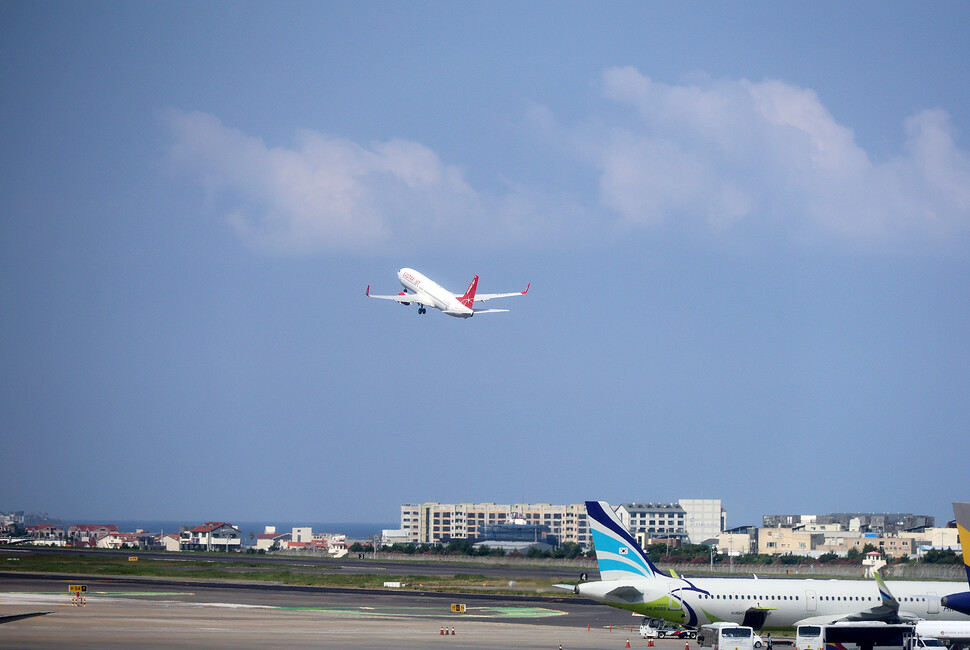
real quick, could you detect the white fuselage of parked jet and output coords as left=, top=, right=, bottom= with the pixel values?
left=575, top=575, right=970, bottom=629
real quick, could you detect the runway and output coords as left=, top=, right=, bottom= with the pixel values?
left=0, top=574, right=670, bottom=648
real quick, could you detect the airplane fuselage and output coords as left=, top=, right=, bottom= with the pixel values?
left=397, top=268, right=473, bottom=317
left=577, top=576, right=970, bottom=629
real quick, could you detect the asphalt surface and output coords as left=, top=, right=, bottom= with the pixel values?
left=0, top=573, right=667, bottom=648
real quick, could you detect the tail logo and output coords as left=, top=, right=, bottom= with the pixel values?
left=458, top=275, right=479, bottom=309
left=586, top=500, right=666, bottom=581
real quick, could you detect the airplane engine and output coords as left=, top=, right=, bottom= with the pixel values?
left=942, top=591, right=970, bottom=616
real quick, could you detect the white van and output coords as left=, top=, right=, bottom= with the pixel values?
left=697, top=623, right=757, bottom=650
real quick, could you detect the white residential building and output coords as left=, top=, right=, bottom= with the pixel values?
left=179, top=522, right=241, bottom=551
left=403, top=502, right=590, bottom=546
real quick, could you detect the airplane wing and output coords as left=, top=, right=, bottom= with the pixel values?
left=365, top=287, right=435, bottom=308
left=474, top=283, right=530, bottom=303
left=0, top=611, right=53, bottom=624
left=794, top=572, right=918, bottom=627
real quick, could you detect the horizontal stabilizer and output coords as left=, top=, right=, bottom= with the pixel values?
left=606, top=584, right=645, bottom=602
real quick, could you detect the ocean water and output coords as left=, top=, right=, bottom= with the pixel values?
left=67, top=520, right=396, bottom=544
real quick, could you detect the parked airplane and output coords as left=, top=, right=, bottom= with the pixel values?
left=560, top=501, right=970, bottom=630
left=366, top=268, right=529, bottom=317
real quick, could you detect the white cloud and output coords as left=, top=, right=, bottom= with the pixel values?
left=585, top=67, right=970, bottom=251
left=165, top=70, right=970, bottom=256
left=164, top=110, right=483, bottom=254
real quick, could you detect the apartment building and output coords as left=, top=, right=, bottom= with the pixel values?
left=401, top=502, right=590, bottom=546
left=616, top=503, right=689, bottom=543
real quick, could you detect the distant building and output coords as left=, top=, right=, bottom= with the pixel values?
left=401, top=499, right=726, bottom=547
left=899, top=527, right=958, bottom=548
left=763, top=512, right=934, bottom=535
left=680, top=499, right=726, bottom=544
left=616, top=503, right=688, bottom=543
left=402, top=502, right=590, bottom=546
left=381, top=528, right=410, bottom=546
left=69, top=524, right=119, bottom=547
left=256, top=526, right=291, bottom=551
left=96, top=532, right=141, bottom=549
left=179, top=522, right=241, bottom=551
left=718, top=531, right=754, bottom=556
left=25, top=524, right=66, bottom=545
left=758, top=527, right=823, bottom=555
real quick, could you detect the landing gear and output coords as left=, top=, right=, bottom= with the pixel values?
left=418, top=307, right=427, bottom=314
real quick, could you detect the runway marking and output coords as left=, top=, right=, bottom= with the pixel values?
left=3, top=591, right=193, bottom=597
left=277, top=605, right=567, bottom=619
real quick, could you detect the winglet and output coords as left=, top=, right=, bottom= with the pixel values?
left=366, top=285, right=370, bottom=296
left=522, top=282, right=530, bottom=295
left=874, top=568, right=897, bottom=609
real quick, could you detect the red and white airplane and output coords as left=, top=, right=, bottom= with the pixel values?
left=366, top=268, right=529, bottom=317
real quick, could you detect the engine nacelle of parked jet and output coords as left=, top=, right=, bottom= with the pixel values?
left=942, top=591, right=970, bottom=616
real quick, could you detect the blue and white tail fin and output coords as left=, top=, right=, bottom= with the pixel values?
left=585, top=500, right=670, bottom=581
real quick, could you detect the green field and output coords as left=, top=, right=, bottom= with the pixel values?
left=0, top=550, right=557, bottom=594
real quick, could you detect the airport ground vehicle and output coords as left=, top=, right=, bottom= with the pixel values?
left=698, top=623, right=758, bottom=650
left=795, top=623, right=914, bottom=650
left=641, top=619, right=697, bottom=638
left=914, top=621, right=970, bottom=649
left=904, top=636, right=944, bottom=650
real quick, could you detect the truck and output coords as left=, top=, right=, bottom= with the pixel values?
left=914, top=621, right=970, bottom=650
left=905, top=636, right=945, bottom=650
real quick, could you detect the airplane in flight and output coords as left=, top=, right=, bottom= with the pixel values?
left=366, top=268, right=529, bottom=317
left=558, top=500, right=970, bottom=630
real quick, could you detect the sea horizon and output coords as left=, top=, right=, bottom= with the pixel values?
left=63, top=519, right=397, bottom=543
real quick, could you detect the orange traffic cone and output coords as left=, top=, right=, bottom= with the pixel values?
left=440, top=627, right=444, bottom=635
left=626, top=639, right=632, bottom=648
left=686, top=642, right=690, bottom=650
left=451, top=627, right=455, bottom=635
left=649, top=639, right=655, bottom=647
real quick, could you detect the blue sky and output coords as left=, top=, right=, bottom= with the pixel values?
left=2, top=2, right=969, bottom=527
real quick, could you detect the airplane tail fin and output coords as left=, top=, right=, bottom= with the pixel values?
left=458, top=275, right=479, bottom=309
left=939, top=502, right=970, bottom=616
left=955, top=502, right=970, bottom=584
left=585, top=500, right=667, bottom=581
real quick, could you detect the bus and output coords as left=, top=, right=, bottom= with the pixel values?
left=698, top=623, right=757, bottom=650
left=796, top=623, right=914, bottom=650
